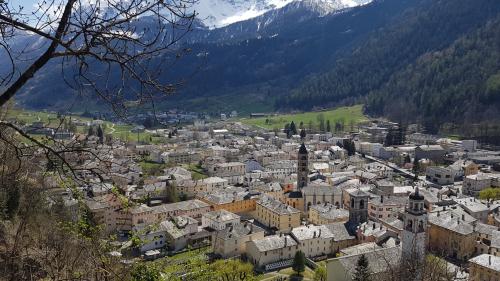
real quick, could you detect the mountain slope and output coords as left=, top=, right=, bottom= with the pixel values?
left=15, top=0, right=416, bottom=112
left=281, top=0, right=500, bottom=126
left=364, top=16, right=500, bottom=131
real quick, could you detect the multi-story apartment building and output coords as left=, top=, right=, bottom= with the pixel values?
left=256, top=196, right=301, bottom=232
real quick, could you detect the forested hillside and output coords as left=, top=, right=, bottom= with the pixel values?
left=365, top=16, right=500, bottom=132
left=281, top=0, right=500, bottom=129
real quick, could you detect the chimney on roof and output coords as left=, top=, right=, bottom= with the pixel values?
left=490, top=255, right=492, bottom=265
left=381, top=196, right=384, bottom=203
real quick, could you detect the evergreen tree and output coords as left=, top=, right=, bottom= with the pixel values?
left=404, top=154, right=411, bottom=164
left=346, top=140, right=356, bottom=156
left=96, top=125, right=104, bottom=144
left=384, top=129, right=394, bottom=146
left=299, top=121, right=304, bottom=130
left=87, top=125, right=95, bottom=136
left=292, top=251, right=306, bottom=275
left=326, top=120, right=331, bottom=132
left=319, top=119, right=326, bottom=132
left=284, top=123, right=291, bottom=136
left=290, top=121, right=298, bottom=135
left=353, top=254, right=371, bottom=281
left=166, top=181, right=179, bottom=203
left=317, top=113, right=326, bottom=132
left=413, top=157, right=420, bottom=175
left=398, top=125, right=406, bottom=144
left=300, top=129, right=306, bottom=140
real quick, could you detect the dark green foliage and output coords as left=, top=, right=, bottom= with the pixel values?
left=87, top=126, right=94, bottom=136
left=96, top=125, right=104, bottom=144
left=290, top=121, right=298, bottom=135
left=0, top=183, right=20, bottom=219
left=317, top=114, right=326, bottom=132
left=326, top=120, right=331, bottom=132
left=5, top=186, right=20, bottom=219
left=365, top=15, right=500, bottom=131
left=385, top=126, right=404, bottom=146
left=404, top=154, right=411, bottom=164
left=353, top=254, right=371, bottom=281
left=166, top=184, right=179, bottom=203
left=413, top=157, right=420, bottom=175
left=292, top=251, right=306, bottom=274
left=282, top=0, right=500, bottom=130
left=300, top=129, right=306, bottom=140
left=346, top=140, right=356, bottom=156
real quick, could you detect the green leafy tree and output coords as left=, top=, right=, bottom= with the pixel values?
left=292, top=251, right=306, bottom=275
left=313, top=265, right=327, bottom=281
left=479, top=188, right=500, bottom=201
left=166, top=183, right=179, bottom=203
left=353, top=254, right=371, bottom=281
left=211, top=259, right=256, bottom=281
left=130, top=264, right=161, bottom=281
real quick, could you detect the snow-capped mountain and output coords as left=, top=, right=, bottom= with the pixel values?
left=191, top=0, right=372, bottom=29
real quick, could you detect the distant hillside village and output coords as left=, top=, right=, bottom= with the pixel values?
left=23, top=112, right=500, bottom=281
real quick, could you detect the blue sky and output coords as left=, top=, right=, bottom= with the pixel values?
left=13, top=0, right=37, bottom=9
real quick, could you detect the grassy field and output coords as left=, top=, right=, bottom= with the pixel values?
left=257, top=267, right=315, bottom=281
left=182, top=164, right=208, bottom=180
left=4, top=108, right=164, bottom=144
left=240, top=105, right=368, bottom=131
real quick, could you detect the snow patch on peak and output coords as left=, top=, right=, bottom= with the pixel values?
left=192, top=0, right=295, bottom=29
left=192, top=0, right=373, bottom=29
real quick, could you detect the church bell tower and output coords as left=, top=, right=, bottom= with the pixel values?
left=402, top=186, right=427, bottom=280
left=297, top=143, right=308, bottom=189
